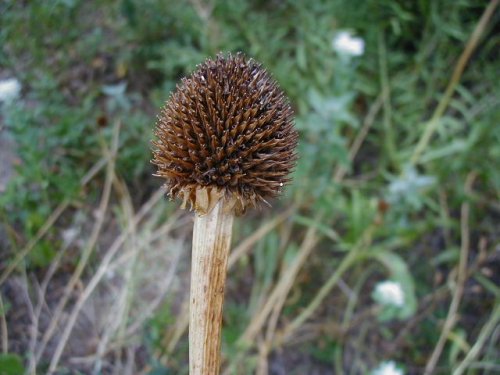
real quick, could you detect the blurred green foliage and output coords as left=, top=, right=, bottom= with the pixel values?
left=0, top=353, right=25, bottom=375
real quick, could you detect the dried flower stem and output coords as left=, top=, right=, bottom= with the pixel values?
left=190, top=198, right=234, bottom=375
left=152, top=53, right=297, bottom=374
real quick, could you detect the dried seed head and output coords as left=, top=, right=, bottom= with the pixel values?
left=152, top=52, right=298, bottom=215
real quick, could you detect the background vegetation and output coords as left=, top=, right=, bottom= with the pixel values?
left=0, top=0, right=499, bottom=374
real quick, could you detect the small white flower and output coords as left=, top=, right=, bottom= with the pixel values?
left=374, top=280, right=405, bottom=307
left=105, top=269, right=116, bottom=280
left=0, top=78, right=22, bottom=103
left=102, top=82, right=127, bottom=97
left=371, top=361, right=404, bottom=375
left=332, top=31, right=364, bottom=56
left=388, top=166, right=435, bottom=199
left=61, top=228, right=78, bottom=247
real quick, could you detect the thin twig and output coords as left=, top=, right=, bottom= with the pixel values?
left=223, top=222, right=318, bottom=373
left=36, top=123, right=120, bottom=368
left=452, top=303, right=500, bottom=375
left=46, top=124, right=120, bottom=373
left=0, top=153, right=112, bottom=286
left=0, top=294, right=7, bottom=353
left=424, top=172, right=475, bottom=375
left=276, top=222, right=376, bottom=346
left=256, top=337, right=270, bottom=375
left=27, top=238, right=73, bottom=375
left=237, top=219, right=320, bottom=345
left=92, top=174, right=137, bottom=375
left=378, top=30, right=397, bottom=167
left=165, top=300, right=190, bottom=354
left=411, top=0, right=499, bottom=165
left=45, top=187, right=165, bottom=373
left=0, top=201, right=69, bottom=286
left=228, top=207, right=295, bottom=268
left=263, top=218, right=314, bottom=349
left=125, top=238, right=183, bottom=336
left=333, top=94, right=383, bottom=183
left=104, top=214, right=186, bottom=277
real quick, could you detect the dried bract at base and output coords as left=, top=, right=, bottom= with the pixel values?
left=152, top=52, right=298, bottom=215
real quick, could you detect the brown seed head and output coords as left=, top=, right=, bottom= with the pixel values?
left=152, top=53, right=298, bottom=215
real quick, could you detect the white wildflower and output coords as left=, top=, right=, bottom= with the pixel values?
left=61, top=228, right=78, bottom=247
left=0, top=78, right=22, bottom=103
left=332, top=31, right=364, bottom=56
left=105, top=269, right=116, bottom=280
left=388, top=166, right=435, bottom=200
left=102, top=82, right=127, bottom=97
left=102, top=82, right=129, bottom=111
left=371, top=361, right=404, bottom=375
left=374, top=280, right=405, bottom=307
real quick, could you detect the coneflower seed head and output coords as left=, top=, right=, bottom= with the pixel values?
left=152, top=53, right=298, bottom=214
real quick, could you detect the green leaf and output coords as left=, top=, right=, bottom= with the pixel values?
left=293, top=214, right=340, bottom=243
left=296, top=43, right=307, bottom=71
left=0, top=354, right=24, bottom=375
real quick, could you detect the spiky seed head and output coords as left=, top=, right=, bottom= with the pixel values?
left=152, top=52, right=298, bottom=215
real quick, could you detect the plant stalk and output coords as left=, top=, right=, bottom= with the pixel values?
left=190, top=198, right=234, bottom=375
